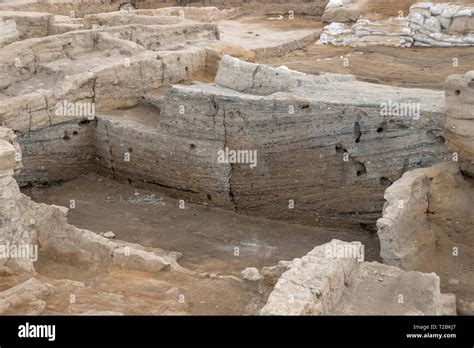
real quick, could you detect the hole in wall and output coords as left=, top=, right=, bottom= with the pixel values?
left=356, top=162, right=367, bottom=177
left=335, top=144, right=347, bottom=154
left=426, top=131, right=445, bottom=144
left=359, top=223, right=377, bottom=233
left=354, top=121, right=361, bottom=143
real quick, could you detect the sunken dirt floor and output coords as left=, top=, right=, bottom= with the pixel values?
left=18, top=173, right=379, bottom=315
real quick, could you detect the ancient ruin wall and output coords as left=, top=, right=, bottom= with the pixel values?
left=0, top=0, right=121, bottom=17
left=445, top=70, right=474, bottom=177
left=377, top=70, right=474, bottom=314
left=1, top=126, right=179, bottom=273
left=14, top=56, right=450, bottom=226
left=0, top=11, right=52, bottom=47
left=2, top=24, right=215, bottom=185
left=260, top=240, right=456, bottom=315
left=151, top=56, right=448, bottom=226
left=0, top=0, right=330, bottom=17
left=379, top=70, right=474, bottom=268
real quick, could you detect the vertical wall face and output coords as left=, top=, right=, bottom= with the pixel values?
left=15, top=120, right=97, bottom=186
left=445, top=71, right=474, bottom=177
left=4, top=27, right=214, bottom=187
left=376, top=167, right=433, bottom=269
left=0, top=127, right=36, bottom=272
left=94, top=88, right=234, bottom=208
left=221, top=93, right=445, bottom=226
left=10, top=54, right=449, bottom=227
left=151, top=57, right=448, bottom=227
left=376, top=71, right=474, bottom=314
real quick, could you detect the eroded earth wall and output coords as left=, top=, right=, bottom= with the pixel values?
left=1, top=127, right=179, bottom=273
left=445, top=70, right=474, bottom=176
left=143, top=56, right=447, bottom=226
left=260, top=240, right=456, bottom=315
left=13, top=56, right=450, bottom=227
left=0, top=0, right=330, bottom=17
left=377, top=70, right=474, bottom=314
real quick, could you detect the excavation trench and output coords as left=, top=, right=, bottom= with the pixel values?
left=2, top=2, right=473, bottom=315
left=15, top=127, right=382, bottom=315
left=12, top=100, right=383, bottom=315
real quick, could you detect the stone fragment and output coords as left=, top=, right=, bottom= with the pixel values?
left=241, top=267, right=262, bottom=281
left=261, top=240, right=456, bottom=315
left=261, top=261, right=292, bottom=285
left=103, top=231, right=116, bottom=239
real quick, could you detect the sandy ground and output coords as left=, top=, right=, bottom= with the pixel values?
left=263, top=44, right=474, bottom=89
left=219, top=16, right=322, bottom=48
left=212, top=17, right=474, bottom=90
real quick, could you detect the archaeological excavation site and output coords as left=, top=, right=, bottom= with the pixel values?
left=0, top=0, right=473, bottom=319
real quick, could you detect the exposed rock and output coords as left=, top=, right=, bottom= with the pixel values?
left=377, top=162, right=474, bottom=314
left=0, top=11, right=52, bottom=46
left=0, top=0, right=471, bottom=318
left=0, top=18, right=18, bottom=47
left=378, top=68, right=474, bottom=313
left=260, top=240, right=456, bottom=315
left=103, top=231, right=115, bottom=239
left=0, top=278, right=53, bottom=314
left=49, top=14, right=84, bottom=34
left=445, top=70, right=474, bottom=176
left=261, top=260, right=292, bottom=286
left=241, top=267, right=262, bottom=281
left=323, top=3, right=361, bottom=23
left=136, top=6, right=241, bottom=22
